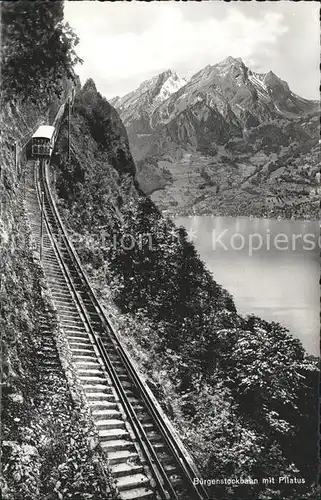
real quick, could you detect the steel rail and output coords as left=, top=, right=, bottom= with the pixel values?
left=38, top=97, right=210, bottom=499
left=37, top=160, right=177, bottom=500
left=42, top=159, right=209, bottom=500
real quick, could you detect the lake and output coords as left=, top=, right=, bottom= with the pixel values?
left=175, top=216, right=320, bottom=356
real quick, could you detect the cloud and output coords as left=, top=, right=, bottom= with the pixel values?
left=64, top=2, right=318, bottom=99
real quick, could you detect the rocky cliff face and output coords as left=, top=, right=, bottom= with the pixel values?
left=52, top=79, right=141, bottom=231
left=78, top=79, right=136, bottom=176
left=110, top=69, right=186, bottom=128
left=112, top=57, right=319, bottom=217
left=0, top=100, right=115, bottom=500
left=110, top=69, right=186, bottom=160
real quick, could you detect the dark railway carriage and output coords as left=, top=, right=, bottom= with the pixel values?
left=30, top=125, right=55, bottom=158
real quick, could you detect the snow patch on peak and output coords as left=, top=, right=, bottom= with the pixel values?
left=274, top=103, right=286, bottom=116
left=156, top=74, right=187, bottom=102
left=249, top=73, right=268, bottom=92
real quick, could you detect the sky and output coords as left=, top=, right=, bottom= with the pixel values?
left=64, top=1, right=320, bottom=100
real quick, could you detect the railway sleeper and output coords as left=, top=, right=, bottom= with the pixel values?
left=95, top=419, right=126, bottom=431
left=91, top=408, right=122, bottom=420
left=72, top=348, right=97, bottom=357
left=116, top=473, right=151, bottom=492
left=86, top=392, right=116, bottom=402
left=112, top=462, right=145, bottom=479
left=119, top=487, right=156, bottom=500
left=101, top=438, right=136, bottom=453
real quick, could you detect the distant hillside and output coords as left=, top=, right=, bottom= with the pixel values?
left=112, top=57, right=320, bottom=218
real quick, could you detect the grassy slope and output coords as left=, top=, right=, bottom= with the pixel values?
left=143, top=114, right=320, bottom=219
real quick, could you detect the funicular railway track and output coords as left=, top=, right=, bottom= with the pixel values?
left=24, top=155, right=210, bottom=500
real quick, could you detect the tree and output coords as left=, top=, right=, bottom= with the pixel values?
left=1, top=1, right=82, bottom=104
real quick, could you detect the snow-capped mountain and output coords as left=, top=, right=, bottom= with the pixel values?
left=111, top=69, right=186, bottom=110
left=111, top=57, right=319, bottom=217
left=110, top=69, right=186, bottom=160
left=112, top=57, right=317, bottom=162
left=110, top=70, right=186, bottom=126
left=151, top=57, right=316, bottom=131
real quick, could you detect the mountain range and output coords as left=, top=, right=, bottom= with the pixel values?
left=111, top=57, right=320, bottom=218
